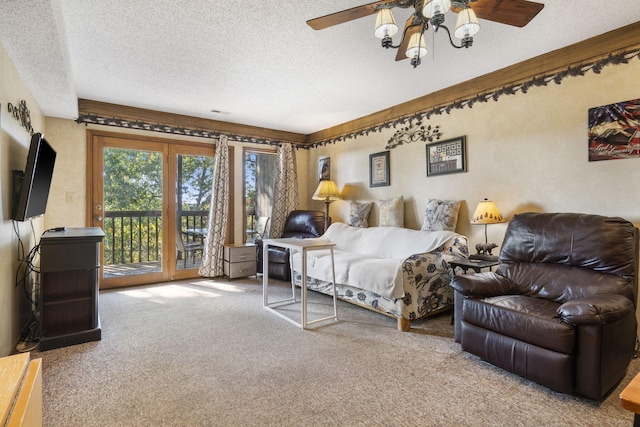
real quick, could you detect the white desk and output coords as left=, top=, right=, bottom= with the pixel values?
left=262, top=238, right=337, bottom=329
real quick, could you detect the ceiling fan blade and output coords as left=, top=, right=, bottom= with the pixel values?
left=307, top=1, right=392, bottom=30
left=468, top=0, right=544, bottom=28
left=395, top=19, right=422, bottom=62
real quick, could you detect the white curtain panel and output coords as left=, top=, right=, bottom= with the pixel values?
left=199, top=135, right=229, bottom=277
left=270, top=143, right=299, bottom=238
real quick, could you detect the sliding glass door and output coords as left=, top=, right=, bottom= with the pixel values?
left=172, top=146, right=215, bottom=278
left=89, top=132, right=216, bottom=288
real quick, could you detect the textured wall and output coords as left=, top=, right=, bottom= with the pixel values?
left=0, top=44, right=46, bottom=356
left=307, top=59, right=640, bottom=252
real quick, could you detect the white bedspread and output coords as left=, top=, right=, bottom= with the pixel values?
left=291, top=223, right=456, bottom=299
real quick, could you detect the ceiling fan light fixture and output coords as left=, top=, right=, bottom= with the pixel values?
left=422, top=0, right=452, bottom=19
left=374, top=8, right=399, bottom=39
left=454, top=7, right=480, bottom=39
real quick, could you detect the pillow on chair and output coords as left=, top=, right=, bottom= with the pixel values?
left=421, top=199, right=461, bottom=231
left=378, top=196, right=404, bottom=227
left=348, top=202, right=373, bottom=228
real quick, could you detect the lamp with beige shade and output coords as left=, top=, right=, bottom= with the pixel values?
left=312, top=180, right=341, bottom=232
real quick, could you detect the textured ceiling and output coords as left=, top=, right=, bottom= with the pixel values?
left=1, top=1, right=639, bottom=135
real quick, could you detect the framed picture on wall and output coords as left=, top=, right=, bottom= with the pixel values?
left=588, top=98, right=640, bottom=161
left=369, top=151, right=390, bottom=187
left=426, top=136, right=467, bottom=177
left=318, top=157, right=330, bottom=181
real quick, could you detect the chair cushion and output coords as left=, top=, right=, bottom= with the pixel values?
left=282, top=210, right=325, bottom=237
left=267, top=247, right=289, bottom=264
left=463, top=295, right=575, bottom=354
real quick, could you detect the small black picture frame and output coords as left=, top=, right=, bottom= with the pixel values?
left=318, top=157, right=330, bottom=181
left=369, top=151, right=390, bottom=187
left=426, top=136, right=467, bottom=177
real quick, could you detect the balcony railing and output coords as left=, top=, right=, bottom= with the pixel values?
left=103, top=210, right=208, bottom=268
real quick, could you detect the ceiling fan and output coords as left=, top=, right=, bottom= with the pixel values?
left=307, top=0, right=544, bottom=68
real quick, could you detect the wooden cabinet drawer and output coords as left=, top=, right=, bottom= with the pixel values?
left=224, top=260, right=257, bottom=279
left=223, top=244, right=257, bottom=278
left=224, top=245, right=256, bottom=262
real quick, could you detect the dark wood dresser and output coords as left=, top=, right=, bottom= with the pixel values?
left=39, top=227, right=104, bottom=351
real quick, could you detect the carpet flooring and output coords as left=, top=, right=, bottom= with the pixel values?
left=33, top=277, right=639, bottom=426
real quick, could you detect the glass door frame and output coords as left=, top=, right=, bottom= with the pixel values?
left=87, top=130, right=226, bottom=289
left=169, top=144, right=219, bottom=281
left=242, top=146, right=276, bottom=243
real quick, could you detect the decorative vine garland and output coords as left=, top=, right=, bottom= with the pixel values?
left=306, top=48, right=640, bottom=149
left=76, top=48, right=640, bottom=150
left=385, top=122, right=442, bottom=150
left=8, top=100, right=35, bottom=135
left=76, top=114, right=285, bottom=146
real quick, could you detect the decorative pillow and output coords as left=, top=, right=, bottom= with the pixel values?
left=378, top=196, right=404, bottom=227
left=348, top=202, right=373, bottom=228
left=421, top=199, right=461, bottom=231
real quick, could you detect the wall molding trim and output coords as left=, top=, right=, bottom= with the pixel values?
left=76, top=99, right=306, bottom=147
left=75, top=22, right=640, bottom=151
left=306, top=21, right=640, bottom=148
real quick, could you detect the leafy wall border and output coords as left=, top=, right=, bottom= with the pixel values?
left=76, top=48, right=640, bottom=150
left=306, top=48, right=640, bottom=149
left=76, top=114, right=284, bottom=146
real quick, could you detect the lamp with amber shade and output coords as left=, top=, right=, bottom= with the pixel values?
left=470, top=198, right=505, bottom=261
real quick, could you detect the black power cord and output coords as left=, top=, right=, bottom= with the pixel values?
left=13, top=220, right=41, bottom=351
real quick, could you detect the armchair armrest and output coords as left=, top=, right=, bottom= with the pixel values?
left=557, top=294, right=635, bottom=325
left=450, top=272, right=514, bottom=298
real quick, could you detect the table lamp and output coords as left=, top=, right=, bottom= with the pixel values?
left=470, top=198, right=505, bottom=261
left=312, top=180, right=341, bottom=231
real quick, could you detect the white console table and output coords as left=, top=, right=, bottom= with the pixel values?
left=262, top=238, right=337, bottom=329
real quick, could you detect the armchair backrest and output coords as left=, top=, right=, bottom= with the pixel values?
left=499, top=212, right=639, bottom=305
left=281, top=210, right=325, bottom=238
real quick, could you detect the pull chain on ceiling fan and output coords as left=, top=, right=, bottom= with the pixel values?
left=307, top=0, right=544, bottom=68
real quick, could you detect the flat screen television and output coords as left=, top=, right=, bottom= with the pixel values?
left=12, top=133, right=57, bottom=222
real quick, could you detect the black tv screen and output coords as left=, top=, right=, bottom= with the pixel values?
left=12, top=133, right=57, bottom=222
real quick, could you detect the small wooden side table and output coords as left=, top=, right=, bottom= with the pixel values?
left=620, top=372, right=640, bottom=426
left=449, top=258, right=499, bottom=274
left=449, top=257, right=500, bottom=328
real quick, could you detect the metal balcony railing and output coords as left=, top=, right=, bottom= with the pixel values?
left=103, top=210, right=208, bottom=267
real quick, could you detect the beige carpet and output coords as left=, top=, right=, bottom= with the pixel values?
left=33, top=277, right=638, bottom=426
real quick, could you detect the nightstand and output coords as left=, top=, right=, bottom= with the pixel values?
left=223, top=244, right=257, bottom=279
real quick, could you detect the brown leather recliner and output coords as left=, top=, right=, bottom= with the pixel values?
left=256, top=210, right=326, bottom=281
left=451, top=212, right=639, bottom=401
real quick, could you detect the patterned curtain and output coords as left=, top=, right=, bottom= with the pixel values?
left=199, top=135, right=229, bottom=277
left=270, top=143, right=299, bottom=238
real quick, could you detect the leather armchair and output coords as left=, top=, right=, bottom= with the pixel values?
left=451, top=212, right=639, bottom=401
left=256, top=210, right=326, bottom=281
